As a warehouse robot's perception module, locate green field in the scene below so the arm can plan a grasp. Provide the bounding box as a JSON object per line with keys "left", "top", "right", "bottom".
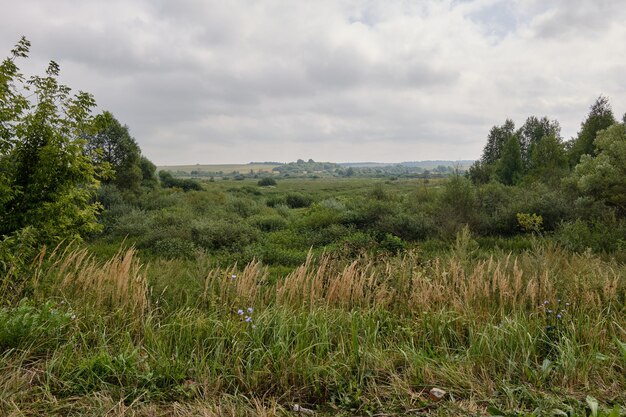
{"left": 3, "top": 174, "right": 625, "bottom": 416}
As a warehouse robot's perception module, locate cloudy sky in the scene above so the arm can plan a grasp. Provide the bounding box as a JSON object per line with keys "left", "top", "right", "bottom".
{"left": 1, "top": 0, "right": 625, "bottom": 164}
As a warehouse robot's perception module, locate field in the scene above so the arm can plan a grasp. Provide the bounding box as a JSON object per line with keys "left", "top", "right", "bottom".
{"left": 2, "top": 176, "right": 625, "bottom": 417}
{"left": 158, "top": 163, "right": 281, "bottom": 175}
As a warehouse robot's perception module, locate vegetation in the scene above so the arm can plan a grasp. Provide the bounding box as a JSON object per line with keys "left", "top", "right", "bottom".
{"left": 1, "top": 38, "right": 626, "bottom": 416}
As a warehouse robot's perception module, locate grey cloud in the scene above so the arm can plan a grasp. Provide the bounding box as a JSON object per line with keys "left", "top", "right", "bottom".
{"left": 1, "top": 0, "right": 625, "bottom": 164}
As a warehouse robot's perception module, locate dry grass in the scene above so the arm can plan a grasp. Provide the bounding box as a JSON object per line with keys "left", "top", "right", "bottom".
{"left": 193, "top": 246, "right": 625, "bottom": 317}
{"left": 33, "top": 246, "right": 148, "bottom": 321}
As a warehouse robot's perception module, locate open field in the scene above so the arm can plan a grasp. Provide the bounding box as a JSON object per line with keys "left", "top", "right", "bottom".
{"left": 3, "top": 175, "right": 625, "bottom": 416}
{"left": 158, "top": 163, "right": 281, "bottom": 175}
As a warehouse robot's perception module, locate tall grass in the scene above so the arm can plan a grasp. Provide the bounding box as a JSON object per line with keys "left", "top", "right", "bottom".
{"left": 1, "top": 240, "right": 625, "bottom": 416}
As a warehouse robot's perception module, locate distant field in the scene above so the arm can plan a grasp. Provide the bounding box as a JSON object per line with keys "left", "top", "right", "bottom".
{"left": 158, "top": 163, "right": 280, "bottom": 174}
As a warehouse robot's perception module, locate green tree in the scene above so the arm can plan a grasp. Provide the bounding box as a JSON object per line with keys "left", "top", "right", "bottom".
{"left": 87, "top": 111, "right": 142, "bottom": 193}
{"left": 495, "top": 136, "right": 524, "bottom": 185}
{"left": 139, "top": 156, "right": 158, "bottom": 189}
{"left": 0, "top": 37, "right": 102, "bottom": 242}
{"left": 571, "top": 123, "right": 626, "bottom": 215}
{"left": 527, "top": 133, "right": 568, "bottom": 184}
{"left": 517, "top": 116, "right": 561, "bottom": 168}
{"left": 568, "top": 96, "right": 616, "bottom": 166}
{"left": 481, "top": 119, "right": 516, "bottom": 165}
{"left": 467, "top": 160, "right": 493, "bottom": 185}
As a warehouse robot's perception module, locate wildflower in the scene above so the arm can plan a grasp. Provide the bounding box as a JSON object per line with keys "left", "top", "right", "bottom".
{"left": 70, "top": 314, "right": 76, "bottom": 320}
{"left": 231, "top": 274, "right": 237, "bottom": 280}
{"left": 543, "top": 300, "right": 549, "bottom": 305}
{"left": 252, "top": 325, "right": 257, "bottom": 329}
{"left": 237, "top": 309, "right": 244, "bottom": 315}
{"left": 565, "top": 302, "right": 570, "bottom": 306}
{"left": 547, "top": 309, "right": 553, "bottom": 314}
{"left": 247, "top": 307, "right": 253, "bottom": 314}
{"left": 245, "top": 316, "right": 252, "bottom": 323}
{"left": 557, "top": 314, "right": 562, "bottom": 319}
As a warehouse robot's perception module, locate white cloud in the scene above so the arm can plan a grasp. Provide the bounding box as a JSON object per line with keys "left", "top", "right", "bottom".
{"left": 1, "top": 0, "right": 625, "bottom": 163}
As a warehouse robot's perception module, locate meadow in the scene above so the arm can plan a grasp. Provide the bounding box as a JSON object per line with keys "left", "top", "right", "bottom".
{"left": 1, "top": 176, "right": 625, "bottom": 417}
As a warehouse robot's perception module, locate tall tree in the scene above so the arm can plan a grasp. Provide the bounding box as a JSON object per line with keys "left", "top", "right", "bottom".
{"left": 481, "top": 119, "right": 516, "bottom": 165}
{"left": 568, "top": 96, "right": 616, "bottom": 166}
{"left": 0, "top": 37, "right": 102, "bottom": 242}
{"left": 87, "top": 111, "right": 142, "bottom": 193}
{"left": 517, "top": 116, "right": 561, "bottom": 168}
{"left": 527, "top": 133, "right": 568, "bottom": 184}
{"left": 495, "top": 136, "right": 524, "bottom": 185}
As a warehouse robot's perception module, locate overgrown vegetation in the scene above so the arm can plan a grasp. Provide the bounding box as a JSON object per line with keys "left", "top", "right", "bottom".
{"left": 1, "top": 38, "right": 626, "bottom": 416}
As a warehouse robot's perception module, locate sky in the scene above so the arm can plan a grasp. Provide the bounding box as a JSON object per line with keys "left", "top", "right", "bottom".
{"left": 1, "top": 0, "right": 625, "bottom": 165}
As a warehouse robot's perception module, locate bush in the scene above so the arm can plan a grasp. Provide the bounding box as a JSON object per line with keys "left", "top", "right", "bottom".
{"left": 555, "top": 219, "right": 626, "bottom": 253}
{"left": 285, "top": 193, "right": 313, "bottom": 208}
{"left": 251, "top": 215, "right": 288, "bottom": 232}
{"left": 152, "top": 238, "right": 198, "bottom": 258}
{"left": 257, "top": 177, "right": 277, "bottom": 186}
{"left": 266, "top": 196, "right": 286, "bottom": 208}
{"left": 191, "top": 219, "right": 259, "bottom": 251}
{"left": 379, "top": 233, "right": 407, "bottom": 254}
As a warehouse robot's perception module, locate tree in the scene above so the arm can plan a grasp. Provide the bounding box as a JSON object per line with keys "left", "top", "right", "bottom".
{"left": 517, "top": 116, "right": 561, "bottom": 168}
{"left": 139, "top": 156, "right": 158, "bottom": 188}
{"left": 495, "top": 136, "right": 524, "bottom": 185}
{"left": 481, "top": 119, "right": 516, "bottom": 165}
{"left": 0, "top": 37, "right": 102, "bottom": 242}
{"left": 467, "top": 160, "right": 493, "bottom": 185}
{"left": 87, "top": 111, "right": 142, "bottom": 193}
{"left": 568, "top": 96, "right": 616, "bottom": 166}
{"left": 571, "top": 122, "right": 626, "bottom": 215}
{"left": 527, "top": 133, "right": 568, "bottom": 184}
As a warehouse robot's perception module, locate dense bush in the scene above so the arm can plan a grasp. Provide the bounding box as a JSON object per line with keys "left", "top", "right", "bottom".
{"left": 285, "top": 193, "right": 313, "bottom": 208}
{"left": 191, "top": 219, "right": 259, "bottom": 250}
{"left": 257, "top": 177, "right": 277, "bottom": 186}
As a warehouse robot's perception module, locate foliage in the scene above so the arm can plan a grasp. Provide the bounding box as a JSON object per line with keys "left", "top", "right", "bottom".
{"left": 0, "top": 298, "right": 73, "bottom": 354}
{"left": 481, "top": 119, "right": 516, "bottom": 165}
{"left": 517, "top": 116, "right": 561, "bottom": 167}
{"left": 86, "top": 111, "right": 143, "bottom": 193}
{"left": 569, "top": 123, "right": 626, "bottom": 215}
{"left": 285, "top": 192, "right": 313, "bottom": 208}
{"left": 139, "top": 156, "right": 158, "bottom": 188}
{"left": 516, "top": 212, "right": 543, "bottom": 234}
{"left": 526, "top": 133, "right": 568, "bottom": 184}
{"left": 158, "top": 170, "right": 202, "bottom": 191}
{"left": 257, "top": 177, "right": 277, "bottom": 186}
{"left": 0, "top": 37, "right": 102, "bottom": 243}
{"left": 568, "top": 96, "right": 616, "bottom": 166}
{"left": 495, "top": 135, "right": 524, "bottom": 185}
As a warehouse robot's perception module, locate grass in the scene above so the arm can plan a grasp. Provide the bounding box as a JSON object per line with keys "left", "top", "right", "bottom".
{"left": 1, "top": 235, "right": 625, "bottom": 416}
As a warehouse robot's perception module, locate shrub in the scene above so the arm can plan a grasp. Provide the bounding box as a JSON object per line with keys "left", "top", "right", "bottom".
{"left": 266, "top": 196, "right": 286, "bottom": 207}
{"left": 285, "top": 193, "right": 313, "bottom": 208}
{"left": 257, "top": 177, "right": 277, "bottom": 186}
{"left": 251, "top": 215, "right": 288, "bottom": 232}
{"left": 555, "top": 219, "right": 626, "bottom": 253}
{"left": 379, "top": 233, "right": 407, "bottom": 254}
{"left": 152, "top": 238, "right": 198, "bottom": 258}
{"left": 191, "top": 219, "right": 259, "bottom": 250}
